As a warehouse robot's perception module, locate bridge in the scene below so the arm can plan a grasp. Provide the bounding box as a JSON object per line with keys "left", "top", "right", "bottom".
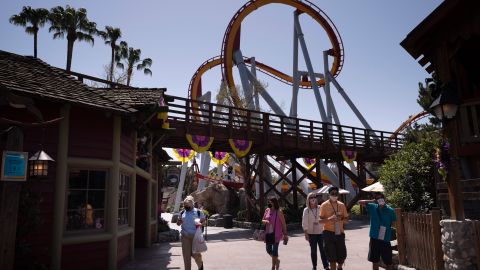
{"left": 156, "top": 95, "right": 404, "bottom": 162}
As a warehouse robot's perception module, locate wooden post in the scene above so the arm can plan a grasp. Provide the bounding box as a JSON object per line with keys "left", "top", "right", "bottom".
{"left": 395, "top": 208, "right": 407, "bottom": 265}
{"left": 430, "top": 210, "right": 443, "bottom": 270}
{"left": 291, "top": 159, "right": 298, "bottom": 208}
{"left": 445, "top": 118, "right": 465, "bottom": 220}
{"left": 0, "top": 126, "right": 23, "bottom": 270}
{"left": 258, "top": 154, "right": 265, "bottom": 214}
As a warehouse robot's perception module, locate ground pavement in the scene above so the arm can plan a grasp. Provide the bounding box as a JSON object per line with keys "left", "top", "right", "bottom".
{"left": 121, "top": 213, "right": 372, "bottom": 270}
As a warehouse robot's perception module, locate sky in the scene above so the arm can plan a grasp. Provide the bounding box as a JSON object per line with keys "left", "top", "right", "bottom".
{"left": 0, "top": 0, "right": 443, "bottom": 133}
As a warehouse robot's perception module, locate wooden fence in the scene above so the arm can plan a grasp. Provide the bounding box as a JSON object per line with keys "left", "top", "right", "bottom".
{"left": 395, "top": 209, "right": 444, "bottom": 270}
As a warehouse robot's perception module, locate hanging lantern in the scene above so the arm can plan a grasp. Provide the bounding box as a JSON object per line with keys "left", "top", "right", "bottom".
{"left": 29, "top": 150, "right": 54, "bottom": 177}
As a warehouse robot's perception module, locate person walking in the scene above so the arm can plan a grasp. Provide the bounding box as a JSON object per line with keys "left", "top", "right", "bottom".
{"left": 176, "top": 196, "right": 206, "bottom": 270}
{"left": 302, "top": 192, "right": 330, "bottom": 270}
{"left": 359, "top": 192, "right": 397, "bottom": 270}
{"left": 262, "top": 197, "right": 288, "bottom": 270}
{"left": 320, "top": 186, "right": 348, "bottom": 270}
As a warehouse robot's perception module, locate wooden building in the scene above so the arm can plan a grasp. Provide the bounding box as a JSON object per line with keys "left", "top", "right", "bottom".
{"left": 0, "top": 50, "right": 169, "bottom": 269}
{"left": 401, "top": 0, "right": 480, "bottom": 219}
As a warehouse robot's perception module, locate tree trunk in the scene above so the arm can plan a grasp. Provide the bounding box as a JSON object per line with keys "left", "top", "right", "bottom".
{"left": 127, "top": 67, "right": 132, "bottom": 86}
{"left": 66, "top": 39, "right": 74, "bottom": 71}
{"left": 33, "top": 32, "right": 38, "bottom": 58}
{"left": 109, "top": 45, "right": 115, "bottom": 82}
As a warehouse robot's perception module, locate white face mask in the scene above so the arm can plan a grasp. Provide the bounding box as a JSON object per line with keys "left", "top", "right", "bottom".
{"left": 329, "top": 195, "right": 338, "bottom": 202}
{"left": 377, "top": 198, "right": 385, "bottom": 206}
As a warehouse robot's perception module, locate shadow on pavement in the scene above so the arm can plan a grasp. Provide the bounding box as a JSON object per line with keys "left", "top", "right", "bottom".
{"left": 121, "top": 242, "right": 180, "bottom": 270}
{"left": 345, "top": 219, "right": 370, "bottom": 230}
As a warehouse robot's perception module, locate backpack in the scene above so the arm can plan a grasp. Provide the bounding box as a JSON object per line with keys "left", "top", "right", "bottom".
{"left": 181, "top": 209, "right": 205, "bottom": 232}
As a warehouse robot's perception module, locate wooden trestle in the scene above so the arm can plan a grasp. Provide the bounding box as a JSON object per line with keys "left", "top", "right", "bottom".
{"left": 149, "top": 96, "right": 405, "bottom": 214}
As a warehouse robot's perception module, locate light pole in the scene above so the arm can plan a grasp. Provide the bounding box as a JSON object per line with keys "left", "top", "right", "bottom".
{"left": 429, "top": 82, "right": 465, "bottom": 220}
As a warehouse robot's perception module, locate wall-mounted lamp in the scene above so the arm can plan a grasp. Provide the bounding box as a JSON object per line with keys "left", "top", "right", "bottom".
{"left": 29, "top": 150, "right": 54, "bottom": 177}
{"left": 429, "top": 82, "right": 460, "bottom": 120}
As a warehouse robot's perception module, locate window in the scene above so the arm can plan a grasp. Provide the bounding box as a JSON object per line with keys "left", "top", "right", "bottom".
{"left": 66, "top": 169, "right": 106, "bottom": 231}
{"left": 119, "top": 173, "right": 131, "bottom": 226}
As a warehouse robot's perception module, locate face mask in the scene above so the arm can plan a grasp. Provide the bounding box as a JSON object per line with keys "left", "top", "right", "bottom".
{"left": 184, "top": 206, "right": 192, "bottom": 211}
{"left": 267, "top": 203, "right": 273, "bottom": 208}
{"left": 377, "top": 198, "right": 385, "bottom": 206}
{"left": 329, "top": 195, "right": 338, "bottom": 202}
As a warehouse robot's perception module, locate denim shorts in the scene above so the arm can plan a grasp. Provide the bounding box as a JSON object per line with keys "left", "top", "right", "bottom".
{"left": 266, "top": 242, "right": 279, "bottom": 257}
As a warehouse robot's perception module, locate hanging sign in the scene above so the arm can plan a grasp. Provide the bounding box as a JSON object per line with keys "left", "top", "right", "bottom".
{"left": 1, "top": 151, "right": 28, "bottom": 181}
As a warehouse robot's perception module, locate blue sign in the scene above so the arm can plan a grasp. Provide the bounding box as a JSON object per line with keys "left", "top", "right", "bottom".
{"left": 1, "top": 151, "right": 28, "bottom": 181}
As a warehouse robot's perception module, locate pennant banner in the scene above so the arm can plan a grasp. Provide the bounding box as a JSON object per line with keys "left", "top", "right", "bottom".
{"left": 210, "top": 151, "right": 229, "bottom": 165}
{"left": 341, "top": 149, "right": 357, "bottom": 163}
{"left": 172, "top": 148, "right": 195, "bottom": 163}
{"left": 186, "top": 134, "right": 214, "bottom": 153}
{"left": 228, "top": 139, "right": 253, "bottom": 158}
{"left": 303, "top": 158, "right": 316, "bottom": 169}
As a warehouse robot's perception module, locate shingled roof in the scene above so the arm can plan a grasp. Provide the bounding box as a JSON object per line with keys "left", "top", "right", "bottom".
{"left": 96, "top": 88, "right": 166, "bottom": 107}
{"left": 0, "top": 50, "right": 136, "bottom": 113}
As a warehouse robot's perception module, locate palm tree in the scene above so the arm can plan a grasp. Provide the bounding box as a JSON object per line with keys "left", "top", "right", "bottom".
{"left": 48, "top": 5, "right": 97, "bottom": 71}
{"left": 116, "top": 41, "right": 152, "bottom": 86}
{"left": 9, "top": 6, "right": 49, "bottom": 58}
{"left": 98, "top": 26, "right": 122, "bottom": 81}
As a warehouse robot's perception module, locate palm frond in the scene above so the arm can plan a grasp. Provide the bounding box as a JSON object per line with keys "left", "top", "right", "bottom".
{"left": 143, "top": 68, "right": 152, "bottom": 76}
{"left": 76, "top": 32, "right": 94, "bottom": 45}
{"left": 116, "top": 62, "right": 125, "bottom": 70}
{"left": 53, "top": 32, "right": 65, "bottom": 39}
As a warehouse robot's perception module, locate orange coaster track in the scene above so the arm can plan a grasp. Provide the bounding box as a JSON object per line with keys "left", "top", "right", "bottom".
{"left": 188, "top": 0, "right": 344, "bottom": 107}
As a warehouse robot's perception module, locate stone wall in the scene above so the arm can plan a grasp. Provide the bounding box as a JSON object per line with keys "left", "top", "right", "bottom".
{"left": 440, "top": 219, "right": 479, "bottom": 270}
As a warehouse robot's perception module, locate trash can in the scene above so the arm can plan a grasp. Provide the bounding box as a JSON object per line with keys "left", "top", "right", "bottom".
{"left": 223, "top": 214, "right": 233, "bottom": 229}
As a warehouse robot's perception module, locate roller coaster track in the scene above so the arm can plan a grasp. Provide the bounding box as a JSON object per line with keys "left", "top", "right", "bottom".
{"left": 390, "top": 111, "right": 430, "bottom": 139}
{"left": 188, "top": 0, "right": 344, "bottom": 107}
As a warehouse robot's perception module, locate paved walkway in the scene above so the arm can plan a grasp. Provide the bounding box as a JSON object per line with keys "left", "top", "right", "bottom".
{"left": 121, "top": 214, "right": 372, "bottom": 270}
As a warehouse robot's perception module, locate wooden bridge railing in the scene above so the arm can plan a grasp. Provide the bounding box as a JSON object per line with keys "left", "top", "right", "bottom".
{"left": 167, "top": 96, "right": 405, "bottom": 150}
{"left": 395, "top": 208, "right": 444, "bottom": 270}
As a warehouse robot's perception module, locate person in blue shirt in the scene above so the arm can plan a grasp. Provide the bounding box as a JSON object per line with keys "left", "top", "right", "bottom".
{"left": 359, "top": 192, "right": 397, "bottom": 270}
{"left": 176, "top": 196, "right": 206, "bottom": 270}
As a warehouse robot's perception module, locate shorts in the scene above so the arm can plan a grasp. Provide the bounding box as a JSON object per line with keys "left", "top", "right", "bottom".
{"left": 368, "top": 238, "right": 392, "bottom": 265}
{"left": 266, "top": 242, "right": 279, "bottom": 257}
{"left": 323, "top": 231, "right": 347, "bottom": 263}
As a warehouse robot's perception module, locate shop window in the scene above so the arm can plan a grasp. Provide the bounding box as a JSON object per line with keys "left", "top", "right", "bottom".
{"left": 66, "top": 169, "right": 106, "bottom": 231}
{"left": 119, "top": 173, "right": 131, "bottom": 226}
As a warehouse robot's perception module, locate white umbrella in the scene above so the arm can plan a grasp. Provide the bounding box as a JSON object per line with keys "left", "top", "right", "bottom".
{"left": 361, "top": 182, "right": 384, "bottom": 192}
{"left": 313, "top": 184, "right": 350, "bottom": 195}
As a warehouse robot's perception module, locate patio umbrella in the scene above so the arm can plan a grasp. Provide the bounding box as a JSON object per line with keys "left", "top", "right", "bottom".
{"left": 361, "top": 182, "right": 384, "bottom": 192}
{"left": 313, "top": 184, "right": 350, "bottom": 195}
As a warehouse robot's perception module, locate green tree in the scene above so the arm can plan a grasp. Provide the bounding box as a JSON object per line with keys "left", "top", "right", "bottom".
{"left": 9, "top": 6, "right": 49, "bottom": 58}
{"left": 98, "top": 26, "right": 122, "bottom": 81}
{"left": 379, "top": 125, "right": 441, "bottom": 212}
{"left": 116, "top": 41, "right": 152, "bottom": 86}
{"left": 48, "top": 6, "right": 97, "bottom": 71}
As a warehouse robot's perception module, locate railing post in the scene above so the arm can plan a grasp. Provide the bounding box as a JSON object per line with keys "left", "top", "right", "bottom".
{"left": 247, "top": 110, "right": 251, "bottom": 140}
{"left": 395, "top": 208, "right": 407, "bottom": 265}
{"left": 296, "top": 118, "right": 300, "bottom": 147}
{"left": 208, "top": 103, "right": 213, "bottom": 137}
{"left": 263, "top": 113, "right": 269, "bottom": 145}
{"left": 430, "top": 210, "right": 443, "bottom": 270}
{"left": 228, "top": 107, "right": 233, "bottom": 138}
{"left": 352, "top": 127, "right": 356, "bottom": 148}
{"left": 309, "top": 121, "right": 314, "bottom": 147}
{"left": 185, "top": 99, "right": 190, "bottom": 134}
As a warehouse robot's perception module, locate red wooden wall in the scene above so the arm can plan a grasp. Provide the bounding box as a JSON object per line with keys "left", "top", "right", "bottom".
{"left": 117, "top": 233, "right": 131, "bottom": 268}
{"left": 120, "top": 123, "right": 135, "bottom": 167}
{"left": 68, "top": 107, "right": 113, "bottom": 159}
{"left": 61, "top": 240, "right": 109, "bottom": 270}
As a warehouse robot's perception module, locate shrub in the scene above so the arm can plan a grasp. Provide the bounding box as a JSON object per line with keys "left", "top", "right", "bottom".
{"left": 379, "top": 125, "right": 440, "bottom": 212}
{"left": 350, "top": 204, "right": 361, "bottom": 216}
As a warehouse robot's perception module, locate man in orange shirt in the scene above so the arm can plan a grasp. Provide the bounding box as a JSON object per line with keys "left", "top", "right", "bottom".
{"left": 320, "top": 186, "right": 348, "bottom": 270}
